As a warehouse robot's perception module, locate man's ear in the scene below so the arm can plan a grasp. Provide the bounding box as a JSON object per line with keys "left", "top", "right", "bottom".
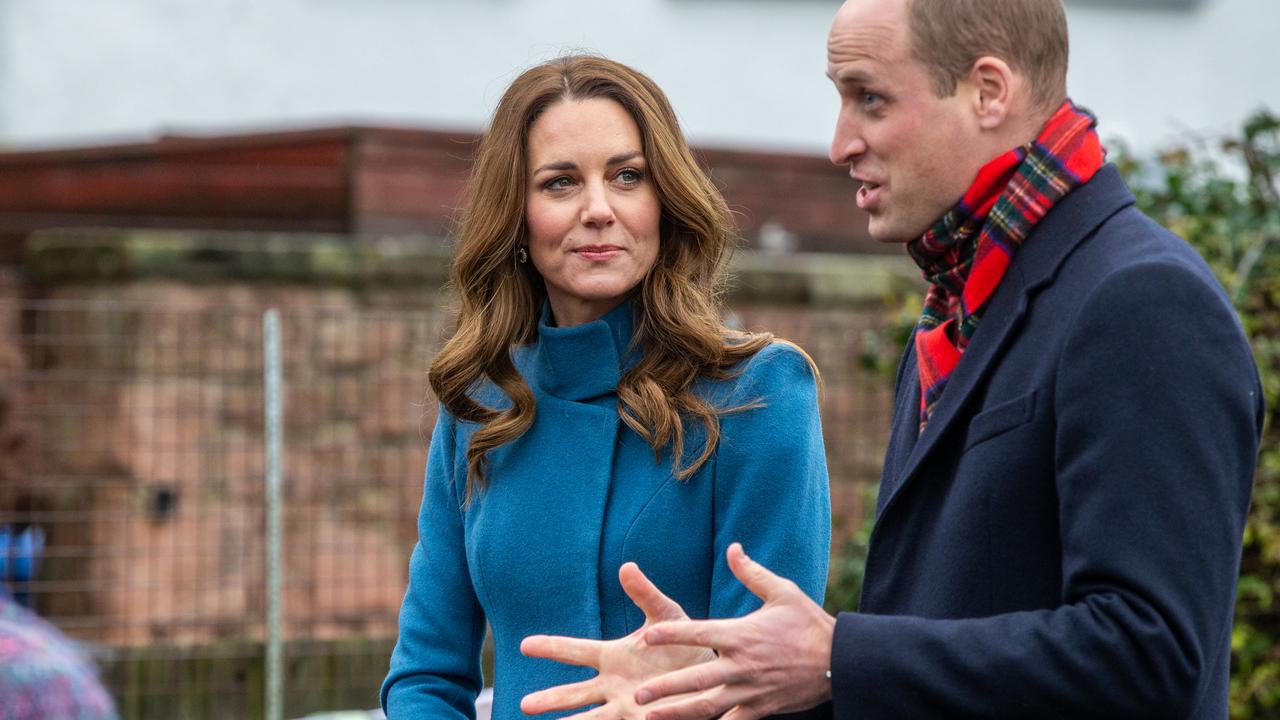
{"left": 968, "top": 56, "right": 1015, "bottom": 131}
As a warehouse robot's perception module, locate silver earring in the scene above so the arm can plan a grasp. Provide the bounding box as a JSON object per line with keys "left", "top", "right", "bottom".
{"left": 516, "top": 246, "right": 529, "bottom": 264}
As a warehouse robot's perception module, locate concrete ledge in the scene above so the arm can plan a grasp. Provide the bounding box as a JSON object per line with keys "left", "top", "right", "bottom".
{"left": 25, "top": 229, "right": 454, "bottom": 287}
{"left": 25, "top": 228, "right": 922, "bottom": 306}
{"left": 729, "top": 251, "right": 921, "bottom": 306}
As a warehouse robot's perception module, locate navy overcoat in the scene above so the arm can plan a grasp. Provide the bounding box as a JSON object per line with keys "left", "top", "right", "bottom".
{"left": 829, "top": 165, "right": 1264, "bottom": 718}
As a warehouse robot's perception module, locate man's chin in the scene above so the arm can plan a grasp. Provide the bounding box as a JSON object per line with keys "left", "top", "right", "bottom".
{"left": 866, "top": 220, "right": 916, "bottom": 245}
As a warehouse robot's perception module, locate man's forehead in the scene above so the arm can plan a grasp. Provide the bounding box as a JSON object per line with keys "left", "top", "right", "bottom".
{"left": 827, "top": 25, "right": 901, "bottom": 75}
{"left": 827, "top": 0, "right": 907, "bottom": 71}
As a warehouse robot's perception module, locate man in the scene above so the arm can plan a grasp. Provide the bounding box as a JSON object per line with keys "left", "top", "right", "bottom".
{"left": 526, "top": 0, "right": 1263, "bottom": 717}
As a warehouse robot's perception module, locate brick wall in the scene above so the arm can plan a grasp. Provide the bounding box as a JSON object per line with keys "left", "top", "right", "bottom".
{"left": 4, "top": 229, "right": 919, "bottom": 648}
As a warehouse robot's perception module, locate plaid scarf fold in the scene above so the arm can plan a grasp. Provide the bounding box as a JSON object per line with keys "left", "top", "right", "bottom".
{"left": 908, "top": 100, "right": 1105, "bottom": 431}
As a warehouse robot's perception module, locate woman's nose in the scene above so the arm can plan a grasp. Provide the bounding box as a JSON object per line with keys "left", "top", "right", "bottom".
{"left": 580, "top": 183, "right": 615, "bottom": 227}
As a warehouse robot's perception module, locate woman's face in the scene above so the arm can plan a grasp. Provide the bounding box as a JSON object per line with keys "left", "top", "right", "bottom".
{"left": 525, "top": 97, "right": 661, "bottom": 327}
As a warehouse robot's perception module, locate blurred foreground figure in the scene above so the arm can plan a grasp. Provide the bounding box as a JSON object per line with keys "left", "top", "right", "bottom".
{"left": 0, "top": 595, "right": 117, "bottom": 720}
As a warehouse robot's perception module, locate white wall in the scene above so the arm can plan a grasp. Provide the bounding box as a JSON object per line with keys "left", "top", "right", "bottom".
{"left": 0, "top": 0, "right": 1275, "bottom": 155}
{"left": 1066, "top": 0, "right": 1280, "bottom": 151}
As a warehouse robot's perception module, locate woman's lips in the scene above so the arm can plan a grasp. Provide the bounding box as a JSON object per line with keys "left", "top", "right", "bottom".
{"left": 574, "top": 245, "right": 623, "bottom": 261}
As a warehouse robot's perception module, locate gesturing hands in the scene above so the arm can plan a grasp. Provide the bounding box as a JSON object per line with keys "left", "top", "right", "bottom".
{"left": 633, "top": 543, "right": 836, "bottom": 720}
{"left": 519, "top": 562, "right": 716, "bottom": 718}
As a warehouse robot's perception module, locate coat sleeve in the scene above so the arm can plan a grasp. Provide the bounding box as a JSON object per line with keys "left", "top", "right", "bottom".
{"left": 381, "top": 409, "right": 487, "bottom": 719}
{"left": 710, "top": 342, "right": 832, "bottom": 616}
{"left": 830, "top": 261, "right": 1263, "bottom": 718}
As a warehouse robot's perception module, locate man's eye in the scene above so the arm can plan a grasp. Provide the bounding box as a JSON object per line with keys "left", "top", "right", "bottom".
{"left": 862, "top": 91, "right": 882, "bottom": 107}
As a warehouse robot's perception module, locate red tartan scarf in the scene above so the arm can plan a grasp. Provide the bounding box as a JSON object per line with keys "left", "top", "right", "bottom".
{"left": 908, "top": 100, "right": 1105, "bottom": 431}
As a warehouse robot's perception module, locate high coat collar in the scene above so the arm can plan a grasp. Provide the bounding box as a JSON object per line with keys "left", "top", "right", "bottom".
{"left": 531, "top": 298, "right": 639, "bottom": 402}
{"left": 876, "top": 164, "right": 1136, "bottom": 518}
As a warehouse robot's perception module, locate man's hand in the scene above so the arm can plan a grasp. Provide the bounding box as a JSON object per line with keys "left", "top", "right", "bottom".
{"left": 519, "top": 562, "right": 716, "bottom": 718}
{"left": 634, "top": 543, "right": 835, "bottom": 720}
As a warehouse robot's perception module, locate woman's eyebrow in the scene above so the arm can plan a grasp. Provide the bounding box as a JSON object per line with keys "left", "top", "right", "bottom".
{"left": 533, "top": 160, "right": 576, "bottom": 174}
{"left": 533, "top": 151, "right": 642, "bottom": 175}
{"left": 607, "top": 151, "right": 641, "bottom": 165}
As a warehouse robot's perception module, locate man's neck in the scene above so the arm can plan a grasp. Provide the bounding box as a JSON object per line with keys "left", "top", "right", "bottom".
{"left": 1011, "top": 101, "right": 1063, "bottom": 148}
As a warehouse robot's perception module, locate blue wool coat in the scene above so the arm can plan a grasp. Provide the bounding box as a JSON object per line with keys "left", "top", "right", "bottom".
{"left": 381, "top": 301, "right": 831, "bottom": 720}
{"left": 829, "top": 165, "right": 1263, "bottom": 718}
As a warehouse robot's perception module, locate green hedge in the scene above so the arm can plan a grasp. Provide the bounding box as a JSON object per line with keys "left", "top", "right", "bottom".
{"left": 1118, "top": 111, "right": 1280, "bottom": 718}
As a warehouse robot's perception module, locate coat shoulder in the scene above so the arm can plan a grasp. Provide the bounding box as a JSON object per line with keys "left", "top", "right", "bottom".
{"left": 709, "top": 339, "right": 820, "bottom": 406}
{"left": 1060, "top": 204, "right": 1223, "bottom": 297}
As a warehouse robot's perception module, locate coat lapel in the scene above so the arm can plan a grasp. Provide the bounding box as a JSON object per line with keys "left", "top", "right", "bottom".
{"left": 876, "top": 339, "right": 922, "bottom": 517}
{"left": 875, "top": 165, "right": 1137, "bottom": 521}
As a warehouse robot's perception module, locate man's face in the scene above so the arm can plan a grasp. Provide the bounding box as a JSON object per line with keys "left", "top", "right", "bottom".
{"left": 827, "top": 0, "right": 984, "bottom": 243}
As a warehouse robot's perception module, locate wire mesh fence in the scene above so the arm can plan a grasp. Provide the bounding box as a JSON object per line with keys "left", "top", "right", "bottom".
{"left": 0, "top": 296, "right": 893, "bottom": 719}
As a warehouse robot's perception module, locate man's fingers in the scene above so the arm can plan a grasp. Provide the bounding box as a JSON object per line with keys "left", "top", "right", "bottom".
{"left": 725, "top": 542, "right": 795, "bottom": 603}
{"left": 620, "top": 562, "right": 687, "bottom": 623}
{"left": 519, "top": 678, "right": 600, "bottom": 715}
{"left": 520, "top": 634, "right": 602, "bottom": 668}
{"left": 643, "top": 617, "right": 742, "bottom": 653}
{"left": 642, "top": 684, "right": 754, "bottom": 720}
{"left": 634, "top": 656, "right": 741, "bottom": 706}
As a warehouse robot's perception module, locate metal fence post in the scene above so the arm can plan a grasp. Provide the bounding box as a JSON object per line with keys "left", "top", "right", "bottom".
{"left": 263, "top": 309, "right": 284, "bottom": 720}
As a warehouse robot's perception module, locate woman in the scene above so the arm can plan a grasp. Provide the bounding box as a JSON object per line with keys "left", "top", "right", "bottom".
{"left": 381, "top": 55, "right": 830, "bottom": 720}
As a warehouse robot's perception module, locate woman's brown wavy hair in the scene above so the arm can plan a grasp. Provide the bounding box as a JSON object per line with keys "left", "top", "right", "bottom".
{"left": 429, "top": 54, "right": 812, "bottom": 502}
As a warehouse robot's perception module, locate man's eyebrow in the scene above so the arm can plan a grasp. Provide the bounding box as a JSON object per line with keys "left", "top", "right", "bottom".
{"left": 829, "top": 69, "right": 871, "bottom": 85}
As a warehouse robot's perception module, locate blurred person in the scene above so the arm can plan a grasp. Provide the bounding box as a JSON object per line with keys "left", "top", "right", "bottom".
{"left": 379, "top": 55, "right": 831, "bottom": 720}
{"left": 0, "top": 593, "right": 118, "bottom": 720}
{"left": 532, "top": 0, "right": 1263, "bottom": 717}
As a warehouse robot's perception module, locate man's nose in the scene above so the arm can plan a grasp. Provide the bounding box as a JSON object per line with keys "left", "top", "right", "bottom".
{"left": 829, "top": 111, "right": 867, "bottom": 166}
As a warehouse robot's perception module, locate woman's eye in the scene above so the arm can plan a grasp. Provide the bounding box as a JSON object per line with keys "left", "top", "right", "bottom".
{"left": 616, "top": 168, "right": 643, "bottom": 185}
{"left": 544, "top": 176, "right": 573, "bottom": 190}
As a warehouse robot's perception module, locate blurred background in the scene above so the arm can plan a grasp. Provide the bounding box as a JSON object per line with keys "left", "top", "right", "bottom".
{"left": 0, "top": 0, "right": 1276, "bottom": 718}
{"left": 0, "top": 0, "right": 1277, "bottom": 154}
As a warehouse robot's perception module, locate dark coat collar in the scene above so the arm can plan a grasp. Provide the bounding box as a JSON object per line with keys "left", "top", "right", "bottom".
{"left": 877, "top": 164, "right": 1137, "bottom": 514}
